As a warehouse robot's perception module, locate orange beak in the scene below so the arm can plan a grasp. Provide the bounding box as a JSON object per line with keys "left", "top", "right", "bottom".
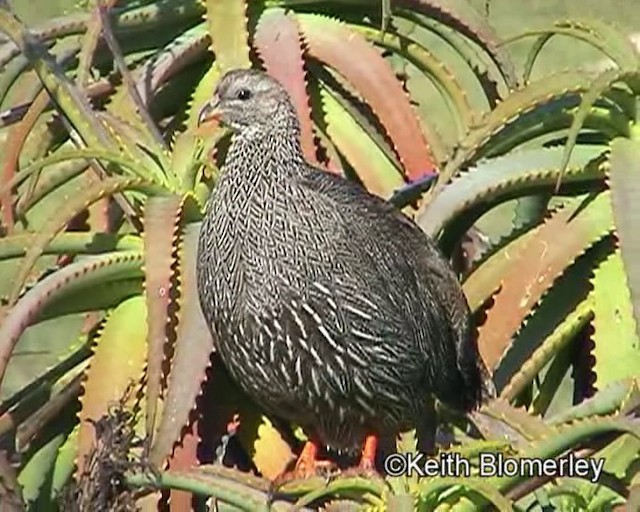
{"left": 197, "top": 95, "right": 221, "bottom": 126}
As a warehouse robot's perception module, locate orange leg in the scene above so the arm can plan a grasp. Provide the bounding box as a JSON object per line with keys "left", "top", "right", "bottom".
{"left": 273, "top": 440, "right": 336, "bottom": 487}
{"left": 293, "top": 441, "right": 319, "bottom": 475}
{"left": 358, "top": 434, "right": 378, "bottom": 470}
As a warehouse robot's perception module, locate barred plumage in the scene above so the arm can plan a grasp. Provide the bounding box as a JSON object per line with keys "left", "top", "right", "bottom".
{"left": 196, "top": 69, "right": 493, "bottom": 458}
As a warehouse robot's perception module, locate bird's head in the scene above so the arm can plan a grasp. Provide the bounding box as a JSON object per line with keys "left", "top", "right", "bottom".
{"left": 197, "top": 69, "right": 298, "bottom": 136}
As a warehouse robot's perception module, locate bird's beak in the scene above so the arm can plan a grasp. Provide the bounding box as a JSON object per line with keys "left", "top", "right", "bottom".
{"left": 197, "top": 95, "right": 221, "bottom": 126}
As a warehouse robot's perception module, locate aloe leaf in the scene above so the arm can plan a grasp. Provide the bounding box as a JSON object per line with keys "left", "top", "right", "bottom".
{"left": 1, "top": 148, "right": 155, "bottom": 200}
{"left": 297, "top": 13, "right": 435, "bottom": 180}
{"left": 549, "top": 379, "right": 639, "bottom": 424}
{"left": 143, "top": 195, "right": 183, "bottom": 445}
{"left": 318, "top": 83, "right": 404, "bottom": 198}
{"left": 427, "top": 71, "right": 598, "bottom": 194}
{"left": 0, "top": 232, "right": 139, "bottom": 261}
{"left": 512, "top": 18, "right": 640, "bottom": 81}
{"left": 0, "top": 88, "right": 50, "bottom": 232}
{"left": 166, "top": 422, "right": 201, "bottom": 508}
{"left": 463, "top": 223, "right": 539, "bottom": 313}
{"left": 477, "top": 192, "right": 613, "bottom": 370}
{"left": 76, "top": 295, "right": 147, "bottom": 476}
{"left": 500, "top": 297, "right": 594, "bottom": 402}
{"left": 15, "top": 162, "right": 88, "bottom": 217}
{"left": 402, "top": 0, "right": 518, "bottom": 90}
{"left": 16, "top": 369, "right": 84, "bottom": 453}
{"left": 132, "top": 25, "right": 209, "bottom": 108}
{"left": 494, "top": 416, "right": 640, "bottom": 492}
{"left": 609, "top": 137, "right": 640, "bottom": 340}
{"left": 97, "top": 3, "right": 168, "bottom": 154}
{"left": 493, "top": 240, "right": 602, "bottom": 394}
{"left": 51, "top": 424, "right": 78, "bottom": 499}
{"left": 125, "top": 464, "right": 291, "bottom": 511}
{"left": 0, "top": 251, "right": 143, "bottom": 390}
{"left": 420, "top": 477, "right": 513, "bottom": 511}
{"left": 204, "top": 0, "right": 251, "bottom": 72}
{"left": 417, "top": 145, "right": 606, "bottom": 241}
{"left": 7, "top": 176, "right": 160, "bottom": 307}
{"left": 150, "top": 222, "right": 213, "bottom": 466}
{"left": 39, "top": 279, "right": 143, "bottom": 320}
{"left": 351, "top": 23, "right": 473, "bottom": 141}
{"left": 76, "top": 2, "right": 109, "bottom": 87}
{"left": 555, "top": 68, "right": 633, "bottom": 191}
{"left": 0, "top": 9, "right": 118, "bottom": 151}
{"left": 254, "top": 8, "right": 318, "bottom": 164}
{"left": 591, "top": 250, "right": 640, "bottom": 386}
{"left": 17, "top": 432, "right": 65, "bottom": 504}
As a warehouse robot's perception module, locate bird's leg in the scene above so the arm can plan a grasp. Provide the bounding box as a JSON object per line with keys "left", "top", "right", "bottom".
{"left": 273, "top": 440, "right": 337, "bottom": 487}
{"left": 293, "top": 440, "right": 319, "bottom": 475}
{"left": 358, "top": 434, "right": 378, "bottom": 470}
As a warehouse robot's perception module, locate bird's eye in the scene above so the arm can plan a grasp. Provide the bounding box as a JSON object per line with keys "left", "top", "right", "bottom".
{"left": 236, "top": 88, "right": 252, "bottom": 100}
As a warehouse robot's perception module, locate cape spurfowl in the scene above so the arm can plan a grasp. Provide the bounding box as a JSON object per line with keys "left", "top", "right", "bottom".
{"left": 196, "top": 68, "right": 493, "bottom": 476}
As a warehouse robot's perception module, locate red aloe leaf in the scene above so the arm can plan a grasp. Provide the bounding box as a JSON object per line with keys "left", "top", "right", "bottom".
{"left": 297, "top": 14, "right": 436, "bottom": 180}
{"left": 143, "top": 194, "right": 183, "bottom": 443}
{"left": 477, "top": 193, "right": 613, "bottom": 370}
{"left": 1, "top": 88, "right": 50, "bottom": 233}
{"left": 167, "top": 420, "right": 200, "bottom": 510}
{"left": 254, "top": 8, "right": 319, "bottom": 165}
{"left": 149, "top": 221, "right": 214, "bottom": 466}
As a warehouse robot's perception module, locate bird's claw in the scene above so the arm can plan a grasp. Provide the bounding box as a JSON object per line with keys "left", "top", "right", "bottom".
{"left": 272, "top": 459, "right": 338, "bottom": 489}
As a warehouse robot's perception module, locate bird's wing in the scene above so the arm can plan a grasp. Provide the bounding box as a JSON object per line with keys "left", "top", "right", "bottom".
{"left": 296, "top": 167, "right": 485, "bottom": 410}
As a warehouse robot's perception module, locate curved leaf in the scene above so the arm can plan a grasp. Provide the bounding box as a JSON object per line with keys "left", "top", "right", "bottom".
{"left": 143, "top": 194, "right": 183, "bottom": 444}
{"left": 477, "top": 192, "right": 614, "bottom": 370}
{"left": 254, "top": 8, "right": 318, "bottom": 165}
{"left": 150, "top": 222, "right": 213, "bottom": 466}
{"left": 8, "top": 176, "right": 160, "bottom": 306}
{"left": 418, "top": 145, "right": 606, "bottom": 240}
{"left": 76, "top": 295, "right": 147, "bottom": 475}
{"left": 0, "top": 251, "right": 143, "bottom": 390}
{"left": 297, "top": 13, "right": 435, "bottom": 179}
{"left": 591, "top": 250, "right": 640, "bottom": 386}
{"left": 204, "top": 0, "right": 251, "bottom": 72}
{"left": 609, "top": 137, "right": 640, "bottom": 340}
{"left": 318, "top": 83, "right": 404, "bottom": 199}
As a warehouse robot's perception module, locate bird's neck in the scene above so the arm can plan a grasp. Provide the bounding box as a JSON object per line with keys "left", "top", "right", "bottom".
{"left": 223, "top": 122, "right": 306, "bottom": 183}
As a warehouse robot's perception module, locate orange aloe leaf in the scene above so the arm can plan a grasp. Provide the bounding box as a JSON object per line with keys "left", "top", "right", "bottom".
{"left": 254, "top": 8, "right": 318, "bottom": 165}
{"left": 297, "top": 14, "right": 436, "bottom": 180}
{"left": 150, "top": 221, "right": 214, "bottom": 467}
{"left": 477, "top": 192, "right": 614, "bottom": 370}
{"left": 143, "top": 194, "right": 183, "bottom": 444}
{"left": 76, "top": 295, "right": 147, "bottom": 476}
{"left": 204, "top": 0, "right": 251, "bottom": 73}
{"left": 167, "top": 421, "right": 200, "bottom": 510}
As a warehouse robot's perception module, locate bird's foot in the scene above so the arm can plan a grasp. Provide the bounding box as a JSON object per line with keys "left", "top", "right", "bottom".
{"left": 272, "top": 441, "right": 338, "bottom": 488}
{"left": 340, "top": 434, "right": 382, "bottom": 478}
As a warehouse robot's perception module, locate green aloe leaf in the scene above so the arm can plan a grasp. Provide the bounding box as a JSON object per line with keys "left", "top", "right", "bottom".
{"left": 204, "top": 0, "right": 251, "bottom": 72}
{"left": 609, "top": 137, "right": 640, "bottom": 340}
{"left": 76, "top": 295, "right": 147, "bottom": 476}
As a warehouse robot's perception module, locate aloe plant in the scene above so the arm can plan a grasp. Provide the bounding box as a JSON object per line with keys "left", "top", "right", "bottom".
{"left": 0, "top": 0, "right": 639, "bottom": 510}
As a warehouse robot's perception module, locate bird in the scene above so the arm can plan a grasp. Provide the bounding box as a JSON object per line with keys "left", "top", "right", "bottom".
{"left": 196, "top": 68, "right": 494, "bottom": 478}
